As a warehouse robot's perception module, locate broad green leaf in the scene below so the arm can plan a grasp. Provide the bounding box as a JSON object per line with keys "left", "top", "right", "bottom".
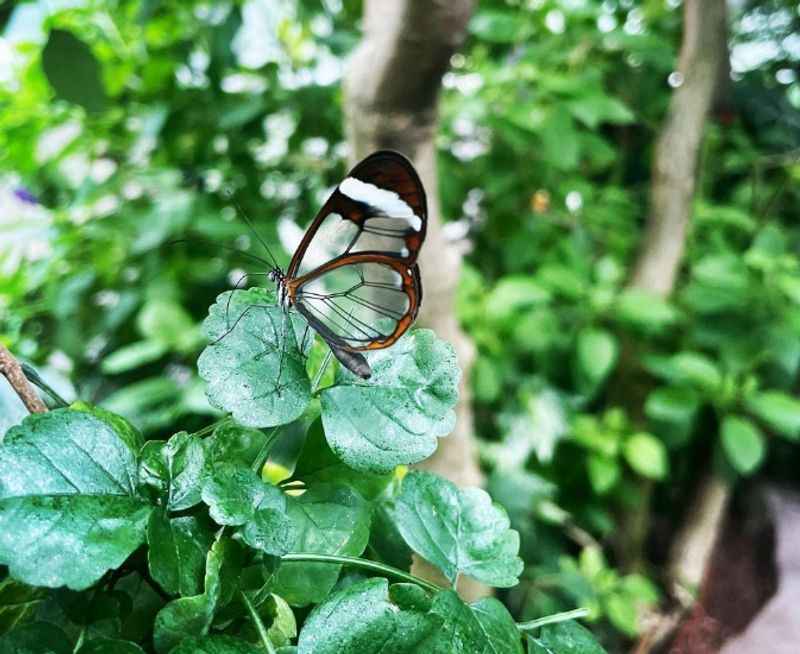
{"left": 721, "top": 415, "right": 765, "bottom": 475}
{"left": 169, "top": 636, "right": 262, "bottom": 654}
{"left": 153, "top": 537, "right": 244, "bottom": 654}
{"left": 469, "top": 10, "right": 527, "bottom": 43}
{"left": 667, "top": 353, "right": 722, "bottom": 393}
{"left": 291, "top": 420, "right": 392, "bottom": 500}
{"left": 262, "top": 595, "right": 297, "bottom": 648}
{"left": 644, "top": 387, "right": 699, "bottom": 426}
{"left": 102, "top": 340, "right": 167, "bottom": 374}
{"left": 201, "top": 463, "right": 294, "bottom": 556}
{"left": 41, "top": 30, "right": 107, "bottom": 112}
{"left": 485, "top": 277, "right": 551, "bottom": 322}
{"left": 746, "top": 391, "right": 800, "bottom": 440}
{"left": 575, "top": 329, "right": 618, "bottom": 391}
{"left": 394, "top": 471, "right": 522, "bottom": 588}
{"left": 320, "top": 330, "right": 459, "bottom": 474}
{"left": 297, "top": 579, "right": 438, "bottom": 654}
{"left": 272, "top": 485, "right": 370, "bottom": 606}
{"left": 76, "top": 639, "right": 146, "bottom": 654}
{"left": 205, "top": 422, "right": 269, "bottom": 468}
{"left": 528, "top": 620, "right": 606, "bottom": 654}
{"left": 0, "top": 409, "right": 151, "bottom": 590}
{"left": 137, "top": 299, "right": 201, "bottom": 353}
{"left": 623, "top": 433, "right": 668, "bottom": 480}
{"left": 198, "top": 289, "right": 311, "bottom": 428}
{"left": 540, "top": 110, "right": 580, "bottom": 170}
{"left": 368, "top": 502, "right": 414, "bottom": 570}
{"left": 0, "top": 622, "right": 71, "bottom": 654}
{"left": 0, "top": 579, "right": 46, "bottom": 635}
{"left": 425, "top": 591, "right": 524, "bottom": 654}
{"left": 147, "top": 511, "right": 215, "bottom": 597}
{"left": 615, "top": 290, "right": 678, "bottom": 332}
{"left": 139, "top": 431, "right": 207, "bottom": 510}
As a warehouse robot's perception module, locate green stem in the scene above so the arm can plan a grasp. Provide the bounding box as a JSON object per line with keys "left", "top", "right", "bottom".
{"left": 516, "top": 607, "right": 589, "bottom": 632}
{"left": 311, "top": 349, "right": 334, "bottom": 394}
{"left": 192, "top": 416, "right": 233, "bottom": 438}
{"left": 72, "top": 626, "right": 86, "bottom": 653}
{"left": 280, "top": 553, "right": 443, "bottom": 594}
{"left": 240, "top": 590, "right": 277, "bottom": 654}
{"left": 21, "top": 363, "right": 69, "bottom": 408}
{"left": 251, "top": 426, "right": 281, "bottom": 473}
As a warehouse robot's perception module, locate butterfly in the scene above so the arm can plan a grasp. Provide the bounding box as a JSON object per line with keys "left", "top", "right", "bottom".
{"left": 264, "top": 150, "right": 427, "bottom": 380}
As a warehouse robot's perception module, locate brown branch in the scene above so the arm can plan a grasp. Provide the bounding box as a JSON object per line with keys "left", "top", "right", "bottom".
{"left": 0, "top": 344, "right": 47, "bottom": 414}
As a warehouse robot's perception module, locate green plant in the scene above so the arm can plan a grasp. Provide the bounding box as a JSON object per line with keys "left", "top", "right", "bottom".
{"left": 0, "top": 288, "right": 606, "bottom": 653}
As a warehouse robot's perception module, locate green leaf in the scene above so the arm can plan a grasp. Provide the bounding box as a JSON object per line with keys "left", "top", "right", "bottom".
{"left": 137, "top": 299, "right": 201, "bottom": 353}
{"left": 272, "top": 485, "right": 370, "bottom": 606}
{"left": 204, "top": 421, "right": 269, "bottom": 469}
{"left": 586, "top": 455, "right": 619, "bottom": 494}
{"left": 41, "top": 30, "right": 107, "bottom": 112}
{"left": 485, "top": 277, "right": 551, "bottom": 322}
{"left": 296, "top": 578, "right": 438, "bottom": 654}
{"left": 528, "top": 620, "right": 606, "bottom": 654}
{"left": 147, "top": 511, "right": 214, "bottom": 597}
{"left": 623, "top": 433, "right": 668, "bottom": 480}
{"left": 425, "top": 591, "right": 524, "bottom": 654}
{"left": 368, "top": 502, "right": 414, "bottom": 571}
{"left": 198, "top": 289, "right": 312, "bottom": 428}
{"left": 169, "top": 636, "right": 262, "bottom": 654}
{"left": 667, "top": 353, "right": 722, "bottom": 393}
{"left": 102, "top": 340, "right": 167, "bottom": 374}
{"left": 540, "top": 110, "right": 580, "bottom": 170}
{"left": 615, "top": 290, "right": 678, "bottom": 332}
{"left": 291, "top": 420, "right": 392, "bottom": 500}
{"left": 746, "top": 391, "right": 800, "bottom": 440}
{"left": 0, "top": 622, "right": 71, "bottom": 654}
{"left": 644, "top": 387, "right": 699, "bottom": 427}
{"left": 139, "top": 431, "right": 207, "bottom": 510}
{"left": 0, "top": 579, "right": 46, "bottom": 636}
{"left": 153, "top": 536, "right": 244, "bottom": 654}
{"left": 575, "top": 329, "right": 618, "bottom": 391}
{"left": 394, "top": 471, "right": 522, "bottom": 588}
{"left": 721, "top": 415, "right": 765, "bottom": 475}
{"left": 76, "top": 638, "right": 146, "bottom": 654}
{"left": 320, "top": 330, "right": 459, "bottom": 473}
{"left": 0, "top": 409, "right": 151, "bottom": 590}
{"left": 469, "top": 10, "right": 527, "bottom": 43}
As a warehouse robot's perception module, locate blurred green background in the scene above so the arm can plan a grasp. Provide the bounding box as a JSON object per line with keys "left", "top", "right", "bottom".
{"left": 2, "top": 0, "right": 800, "bottom": 649}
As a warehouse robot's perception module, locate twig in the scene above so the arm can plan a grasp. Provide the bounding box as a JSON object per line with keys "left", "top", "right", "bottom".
{"left": 0, "top": 345, "right": 47, "bottom": 414}
{"left": 21, "top": 363, "right": 69, "bottom": 408}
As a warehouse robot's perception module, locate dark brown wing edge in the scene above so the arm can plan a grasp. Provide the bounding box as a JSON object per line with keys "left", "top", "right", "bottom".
{"left": 286, "top": 150, "right": 427, "bottom": 279}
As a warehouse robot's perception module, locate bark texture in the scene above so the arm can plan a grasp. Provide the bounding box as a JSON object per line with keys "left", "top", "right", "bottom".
{"left": 625, "top": 1, "right": 730, "bottom": 651}
{"left": 344, "top": 0, "right": 484, "bottom": 600}
{"left": 0, "top": 344, "right": 47, "bottom": 414}
{"left": 344, "top": 1, "right": 480, "bottom": 489}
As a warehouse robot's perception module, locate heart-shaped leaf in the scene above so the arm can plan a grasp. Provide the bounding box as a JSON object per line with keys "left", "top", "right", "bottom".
{"left": 147, "top": 511, "right": 215, "bottom": 597}
{"left": 153, "top": 536, "right": 244, "bottom": 653}
{"left": 199, "top": 288, "right": 312, "bottom": 428}
{"left": 394, "top": 471, "right": 522, "bottom": 588}
{"left": 272, "top": 485, "right": 370, "bottom": 606}
{"left": 169, "top": 636, "right": 262, "bottom": 654}
{"left": 528, "top": 620, "right": 607, "bottom": 654}
{"left": 139, "top": 431, "right": 207, "bottom": 510}
{"left": 0, "top": 409, "right": 152, "bottom": 590}
{"left": 297, "top": 578, "right": 438, "bottom": 654}
{"left": 320, "top": 330, "right": 460, "bottom": 473}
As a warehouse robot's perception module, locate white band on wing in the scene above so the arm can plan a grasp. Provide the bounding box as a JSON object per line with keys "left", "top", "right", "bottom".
{"left": 339, "top": 177, "right": 423, "bottom": 231}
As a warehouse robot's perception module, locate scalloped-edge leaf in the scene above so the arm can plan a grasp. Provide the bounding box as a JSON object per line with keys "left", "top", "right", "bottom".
{"left": 198, "top": 288, "right": 312, "bottom": 428}
{"left": 394, "top": 471, "right": 522, "bottom": 588}
{"left": 320, "top": 330, "right": 460, "bottom": 473}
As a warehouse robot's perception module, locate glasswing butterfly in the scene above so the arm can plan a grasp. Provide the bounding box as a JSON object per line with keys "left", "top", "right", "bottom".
{"left": 262, "top": 150, "right": 427, "bottom": 379}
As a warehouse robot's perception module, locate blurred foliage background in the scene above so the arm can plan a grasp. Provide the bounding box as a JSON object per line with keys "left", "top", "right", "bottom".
{"left": 2, "top": 0, "right": 800, "bottom": 649}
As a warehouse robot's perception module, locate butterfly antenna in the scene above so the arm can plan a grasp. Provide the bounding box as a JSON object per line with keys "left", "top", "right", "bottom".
{"left": 166, "top": 239, "right": 274, "bottom": 268}
{"left": 225, "top": 193, "right": 281, "bottom": 270}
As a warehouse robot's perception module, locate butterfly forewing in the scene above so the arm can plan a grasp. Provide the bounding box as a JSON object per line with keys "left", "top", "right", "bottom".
{"left": 285, "top": 151, "right": 426, "bottom": 366}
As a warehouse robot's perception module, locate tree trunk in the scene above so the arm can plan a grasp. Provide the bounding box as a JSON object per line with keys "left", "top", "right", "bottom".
{"left": 624, "top": 1, "right": 730, "bottom": 651}
{"left": 344, "top": 0, "right": 485, "bottom": 599}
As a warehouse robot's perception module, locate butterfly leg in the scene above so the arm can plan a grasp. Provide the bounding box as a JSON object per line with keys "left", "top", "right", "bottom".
{"left": 223, "top": 272, "right": 271, "bottom": 333}
{"left": 211, "top": 302, "right": 274, "bottom": 345}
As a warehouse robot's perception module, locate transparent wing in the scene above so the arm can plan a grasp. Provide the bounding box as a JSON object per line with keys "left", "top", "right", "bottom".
{"left": 290, "top": 255, "right": 421, "bottom": 352}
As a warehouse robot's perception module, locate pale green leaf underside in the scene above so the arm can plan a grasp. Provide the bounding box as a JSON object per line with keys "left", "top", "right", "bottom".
{"left": 394, "top": 471, "right": 522, "bottom": 588}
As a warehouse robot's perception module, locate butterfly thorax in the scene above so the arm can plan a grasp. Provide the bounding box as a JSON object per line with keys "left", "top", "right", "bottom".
{"left": 268, "top": 268, "right": 291, "bottom": 309}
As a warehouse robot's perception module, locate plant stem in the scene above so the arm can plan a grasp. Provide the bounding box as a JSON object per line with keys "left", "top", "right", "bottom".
{"left": 251, "top": 426, "right": 281, "bottom": 473}
{"left": 192, "top": 415, "right": 233, "bottom": 438}
{"left": 516, "top": 607, "right": 589, "bottom": 632}
{"left": 240, "top": 590, "right": 277, "bottom": 654}
{"left": 280, "top": 553, "right": 443, "bottom": 594}
{"left": 311, "top": 349, "right": 334, "bottom": 394}
{"left": 21, "top": 363, "right": 69, "bottom": 408}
